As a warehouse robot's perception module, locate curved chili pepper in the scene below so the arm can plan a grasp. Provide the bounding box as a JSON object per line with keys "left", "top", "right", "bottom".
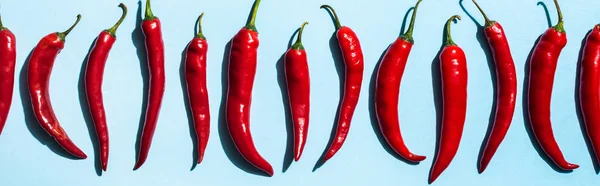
{"left": 134, "top": 0, "right": 166, "bottom": 170}
{"left": 226, "top": 0, "right": 273, "bottom": 176}
{"left": 27, "top": 15, "right": 86, "bottom": 159}
{"left": 471, "top": 0, "right": 517, "bottom": 173}
{"left": 84, "top": 3, "right": 127, "bottom": 171}
{"left": 527, "top": 0, "right": 578, "bottom": 170}
{"left": 374, "top": 0, "right": 425, "bottom": 163}
{"left": 0, "top": 15, "right": 16, "bottom": 135}
{"left": 319, "top": 5, "right": 365, "bottom": 163}
{"left": 429, "top": 15, "right": 467, "bottom": 184}
{"left": 284, "top": 22, "right": 310, "bottom": 161}
{"left": 185, "top": 13, "right": 210, "bottom": 164}
{"left": 580, "top": 24, "right": 600, "bottom": 169}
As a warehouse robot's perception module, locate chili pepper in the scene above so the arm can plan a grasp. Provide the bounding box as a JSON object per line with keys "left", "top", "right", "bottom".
{"left": 527, "top": 0, "right": 578, "bottom": 171}
{"left": 134, "top": 0, "right": 166, "bottom": 170}
{"left": 319, "top": 5, "right": 364, "bottom": 163}
{"left": 185, "top": 12, "right": 210, "bottom": 164}
{"left": 284, "top": 22, "right": 310, "bottom": 162}
{"left": 84, "top": 3, "right": 127, "bottom": 171}
{"left": 27, "top": 14, "right": 86, "bottom": 159}
{"left": 580, "top": 24, "right": 600, "bottom": 169}
{"left": 429, "top": 15, "right": 467, "bottom": 184}
{"left": 226, "top": 0, "right": 273, "bottom": 176}
{"left": 471, "top": 0, "right": 517, "bottom": 173}
{"left": 0, "top": 15, "right": 16, "bottom": 135}
{"left": 374, "top": 0, "right": 425, "bottom": 163}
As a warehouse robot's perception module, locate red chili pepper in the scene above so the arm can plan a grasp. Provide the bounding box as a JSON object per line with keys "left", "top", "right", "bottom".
{"left": 580, "top": 24, "right": 600, "bottom": 169}
{"left": 319, "top": 5, "right": 365, "bottom": 163}
{"left": 84, "top": 3, "right": 127, "bottom": 171}
{"left": 184, "top": 13, "right": 210, "bottom": 164}
{"left": 134, "top": 0, "right": 166, "bottom": 170}
{"left": 284, "top": 22, "right": 310, "bottom": 161}
{"left": 429, "top": 15, "right": 467, "bottom": 184}
{"left": 471, "top": 0, "right": 517, "bottom": 173}
{"left": 27, "top": 15, "right": 86, "bottom": 159}
{"left": 0, "top": 15, "right": 16, "bottom": 135}
{"left": 226, "top": 0, "right": 273, "bottom": 176}
{"left": 527, "top": 0, "right": 578, "bottom": 170}
{"left": 374, "top": 0, "right": 425, "bottom": 163}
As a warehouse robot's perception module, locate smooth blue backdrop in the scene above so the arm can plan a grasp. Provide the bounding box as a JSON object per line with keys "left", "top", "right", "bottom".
{"left": 0, "top": 0, "right": 598, "bottom": 185}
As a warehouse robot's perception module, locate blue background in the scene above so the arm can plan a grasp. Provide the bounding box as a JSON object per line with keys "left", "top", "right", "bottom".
{"left": 0, "top": 0, "right": 598, "bottom": 185}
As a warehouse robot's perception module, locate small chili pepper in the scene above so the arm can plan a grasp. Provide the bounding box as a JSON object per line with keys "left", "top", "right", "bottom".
{"left": 134, "top": 0, "right": 166, "bottom": 170}
{"left": 319, "top": 5, "right": 365, "bottom": 163}
{"left": 374, "top": 0, "right": 425, "bottom": 163}
{"left": 471, "top": 0, "right": 517, "bottom": 173}
{"left": 284, "top": 22, "right": 310, "bottom": 161}
{"left": 27, "top": 14, "right": 86, "bottom": 159}
{"left": 429, "top": 15, "right": 467, "bottom": 184}
{"left": 84, "top": 3, "right": 127, "bottom": 171}
{"left": 527, "top": 0, "right": 578, "bottom": 170}
{"left": 226, "top": 0, "right": 273, "bottom": 176}
{"left": 0, "top": 15, "right": 16, "bottom": 135}
{"left": 580, "top": 24, "right": 600, "bottom": 169}
{"left": 184, "top": 12, "right": 210, "bottom": 164}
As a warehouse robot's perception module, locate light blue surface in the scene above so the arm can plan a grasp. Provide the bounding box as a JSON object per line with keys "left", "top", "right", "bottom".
{"left": 0, "top": 0, "right": 599, "bottom": 185}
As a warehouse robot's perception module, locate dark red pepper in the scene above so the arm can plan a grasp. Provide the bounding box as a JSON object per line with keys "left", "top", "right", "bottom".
{"left": 284, "top": 22, "right": 310, "bottom": 161}
{"left": 0, "top": 15, "right": 16, "bottom": 135}
{"left": 27, "top": 14, "right": 86, "bottom": 159}
{"left": 134, "top": 0, "right": 166, "bottom": 170}
{"left": 185, "top": 13, "right": 210, "bottom": 164}
{"left": 374, "top": 0, "right": 425, "bottom": 163}
{"left": 527, "top": 0, "right": 578, "bottom": 170}
{"left": 579, "top": 24, "right": 600, "bottom": 169}
{"left": 226, "top": 0, "right": 273, "bottom": 176}
{"left": 429, "top": 15, "right": 468, "bottom": 184}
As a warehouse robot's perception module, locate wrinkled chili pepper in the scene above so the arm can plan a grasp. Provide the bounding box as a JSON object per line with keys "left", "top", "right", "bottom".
{"left": 84, "top": 3, "right": 127, "bottom": 171}
{"left": 185, "top": 12, "right": 210, "bottom": 165}
{"left": 134, "top": 0, "right": 166, "bottom": 170}
{"left": 284, "top": 22, "right": 310, "bottom": 161}
{"left": 527, "top": 0, "right": 578, "bottom": 170}
{"left": 226, "top": 0, "right": 273, "bottom": 176}
{"left": 0, "top": 15, "right": 16, "bottom": 135}
{"left": 429, "top": 15, "right": 467, "bottom": 184}
{"left": 27, "top": 14, "right": 86, "bottom": 159}
{"left": 374, "top": 0, "right": 425, "bottom": 163}
{"left": 471, "top": 0, "right": 517, "bottom": 173}
{"left": 580, "top": 24, "right": 600, "bottom": 169}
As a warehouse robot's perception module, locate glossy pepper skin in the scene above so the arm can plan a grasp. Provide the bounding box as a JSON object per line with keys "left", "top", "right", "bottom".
{"left": 0, "top": 16, "right": 16, "bottom": 135}
{"left": 84, "top": 3, "right": 127, "bottom": 171}
{"left": 184, "top": 13, "right": 210, "bottom": 164}
{"left": 527, "top": 0, "right": 578, "bottom": 171}
{"left": 134, "top": 0, "right": 166, "bottom": 170}
{"left": 284, "top": 22, "right": 310, "bottom": 161}
{"left": 226, "top": 0, "right": 273, "bottom": 176}
{"left": 429, "top": 15, "right": 468, "bottom": 184}
{"left": 27, "top": 15, "right": 86, "bottom": 159}
{"left": 580, "top": 24, "right": 600, "bottom": 168}
{"left": 374, "top": 0, "right": 425, "bottom": 163}
{"left": 319, "top": 5, "right": 365, "bottom": 164}
{"left": 471, "top": 0, "right": 517, "bottom": 173}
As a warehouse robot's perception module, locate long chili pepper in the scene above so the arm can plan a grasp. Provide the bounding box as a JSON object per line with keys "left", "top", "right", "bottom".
{"left": 185, "top": 13, "right": 210, "bottom": 164}
{"left": 27, "top": 15, "right": 86, "bottom": 159}
{"left": 284, "top": 22, "right": 310, "bottom": 161}
{"left": 226, "top": 0, "right": 273, "bottom": 176}
{"left": 471, "top": 0, "right": 517, "bottom": 173}
{"left": 429, "top": 15, "right": 467, "bottom": 184}
{"left": 0, "top": 15, "right": 16, "bottom": 135}
{"left": 319, "top": 5, "right": 365, "bottom": 163}
{"left": 84, "top": 3, "right": 127, "bottom": 171}
{"left": 527, "top": 0, "right": 578, "bottom": 170}
{"left": 134, "top": 0, "right": 166, "bottom": 170}
{"left": 374, "top": 0, "right": 425, "bottom": 163}
{"left": 580, "top": 24, "right": 600, "bottom": 168}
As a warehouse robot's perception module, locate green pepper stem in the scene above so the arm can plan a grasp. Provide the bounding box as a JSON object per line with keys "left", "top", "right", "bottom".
{"left": 444, "top": 15, "right": 461, "bottom": 46}
{"left": 57, "top": 14, "right": 82, "bottom": 41}
{"left": 0, "top": 15, "right": 5, "bottom": 30}
{"left": 472, "top": 0, "right": 493, "bottom": 27}
{"left": 107, "top": 3, "right": 128, "bottom": 36}
{"left": 552, "top": 0, "right": 564, "bottom": 32}
{"left": 292, "top": 22, "right": 309, "bottom": 50}
{"left": 320, "top": 5, "right": 341, "bottom": 30}
{"left": 399, "top": 0, "right": 423, "bottom": 43}
{"left": 244, "top": 0, "right": 261, "bottom": 32}
{"left": 195, "top": 12, "right": 205, "bottom": 39}
{"left": 144, "top": 0, "right": 156, "bottom": 20}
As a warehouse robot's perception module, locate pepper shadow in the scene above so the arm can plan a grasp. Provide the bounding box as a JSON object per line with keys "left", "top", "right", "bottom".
{"left": 77, "top": 37, "right": 103, "bottom": 176}
{"left": 367, "top": 6, "right": 420, "bottom": 165}
{"left": 277, "top": 28, "right": 300, "bottom": 173}
{"left": 131, "top": 0, "right": 150, "bottom": 168}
